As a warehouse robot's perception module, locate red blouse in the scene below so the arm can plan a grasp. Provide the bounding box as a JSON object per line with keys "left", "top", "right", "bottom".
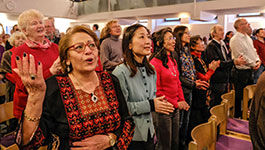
{"left": 150, "top": 55, "right": 185, "bottom": 109}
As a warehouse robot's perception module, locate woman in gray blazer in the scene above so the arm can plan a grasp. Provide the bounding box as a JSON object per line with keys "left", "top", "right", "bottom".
{"left": 113, "top": 24, "right": 174, "bottom": 150}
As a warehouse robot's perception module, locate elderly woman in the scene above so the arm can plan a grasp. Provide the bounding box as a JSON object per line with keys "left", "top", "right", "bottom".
{"left": 0, "top": 31, "right": 26, "bottom": 102}
{"left": 14, "top": 25, "right": 135, "bottom": 149}
{"left": 188, "top": 35, "right": 220, "bottom": 142}
{"left": 149, "top": 27, "right": 189, "bottom": 150}
{"left": 113, "top": 24, "right": 174, "bottom": 150}
{"left": 10, "top": 9, "right": 61, "bottom": 119}
{"left": 100, "top": 19, "right": 123, "bottom": 72}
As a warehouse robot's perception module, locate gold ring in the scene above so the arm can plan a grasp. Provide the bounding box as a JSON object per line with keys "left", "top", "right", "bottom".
{"left": 30, "top": 74, "right": 36, "bottom": 80}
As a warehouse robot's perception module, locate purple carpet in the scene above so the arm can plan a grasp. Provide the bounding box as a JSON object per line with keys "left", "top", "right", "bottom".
{"left": 0, "top": 133, "right": 16, "bottom": 147}
{"left": 216, "top": 135, "right": 252, "bottom": 150}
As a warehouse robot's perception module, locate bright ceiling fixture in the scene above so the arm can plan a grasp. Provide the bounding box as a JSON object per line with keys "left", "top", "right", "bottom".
{"left": 237, "top": 13, "right": 263, "bottom": 17}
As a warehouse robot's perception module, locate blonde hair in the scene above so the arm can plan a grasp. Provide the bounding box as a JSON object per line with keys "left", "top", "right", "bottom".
{"left": 100, "top": 19, "right": 119, "bottom": 40}
{"left": 18, "top": 9, "right": 44, "bottom": 31}
{"left": 8, "top": 31, "right": 26, "bottom": 46}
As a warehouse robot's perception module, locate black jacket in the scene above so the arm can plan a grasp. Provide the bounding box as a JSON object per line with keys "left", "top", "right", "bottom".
{"left": 204, "top": 40, "right": 234, "bottom": 83}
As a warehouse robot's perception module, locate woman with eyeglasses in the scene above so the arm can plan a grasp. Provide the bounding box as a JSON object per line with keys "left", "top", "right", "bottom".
{"left": 15, "top": 25, "right": 135, "bottom": 149}
{"left": 149, "top": 27, "right": 189, "bottom": 150}
{"left": 113, "top": 24, "right": 174, "bottom": 150}
{"left": 173, "top": 25, "right": 209, "bottom": 149}
{"left": 188, "top": 35, "right": 219, "bottom": 142}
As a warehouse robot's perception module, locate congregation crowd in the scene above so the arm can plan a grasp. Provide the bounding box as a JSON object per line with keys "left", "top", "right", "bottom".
{"left": 0, "top": 8, "right": 264, "bottom": 150}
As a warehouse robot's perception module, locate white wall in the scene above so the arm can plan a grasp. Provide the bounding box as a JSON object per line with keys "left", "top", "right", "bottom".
{"left": 0, "top": 13, "right": 76, "bottom": 34}
{"left": 0, "top": 0, "right": 78, "bottom": 18}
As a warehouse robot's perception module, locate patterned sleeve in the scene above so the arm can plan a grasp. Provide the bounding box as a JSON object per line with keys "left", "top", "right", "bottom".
{"left": 110, "top": 74, "right": 135, "bottom": 150}
{"left": 16, "top": 77, "right": 60, "bottom": 149}
{"left": 16, "top": 116, "right": 46, "bottom": 150}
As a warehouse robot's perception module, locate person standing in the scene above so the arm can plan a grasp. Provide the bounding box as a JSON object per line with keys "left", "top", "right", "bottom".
{"left": 100, "top": 20, "right": 123, "bottom": 72}
{"left": 113, "top": 24, "right": 174, "bottom": 150}
{"left": 230, "top": 18, "right": 261, "bottom": 118}
{"left": 44, "top": 18, "right": 60, "bottom": 44}
{"left": 189, "top": 35, "right": 220, "bottom": 138}
{"left": 150, "top": 27, "right": 189, "bottom": 150}
{"left": 10, "top": 9, "right": 61, "bottom": 119}
{"left": 204, "top": 25, "right": 246, "bottom": 108}
{"left": 253, "top": 28, "right": 265, "bottom": 83}
{"left": 93, "top": 24, "right": 101, "bottom": 39}
{"left": 173, "top": 25, "right": 209, "bottom": 150}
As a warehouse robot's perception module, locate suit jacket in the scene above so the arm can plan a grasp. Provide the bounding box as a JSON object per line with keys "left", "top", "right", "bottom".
{"left": 204, "top": 40, "right": 234, "bottom": 83}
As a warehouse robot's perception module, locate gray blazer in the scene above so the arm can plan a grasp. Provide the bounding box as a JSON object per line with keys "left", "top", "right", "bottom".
{"left": 113, "top": 63, "right": 156, "bottom": 142}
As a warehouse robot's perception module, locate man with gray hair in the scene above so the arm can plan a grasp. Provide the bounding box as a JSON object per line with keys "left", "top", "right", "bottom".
{"left": 204, "top": 24, "right": 246, "bottom": 108}
{"left": 230, "top": 18, "right": 261, "bottom": 118}
{"left": 44, "top": 18, "right": 60, "bottom": 44}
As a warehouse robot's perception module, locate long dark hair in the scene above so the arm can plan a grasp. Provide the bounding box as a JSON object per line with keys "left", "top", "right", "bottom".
{"left": 122, "top": 24, "right": 155, "bottom": 77}
{"left": 173, "top": 25, "right": 189, "bottom": 57}
{"left": 149, "top": 27, "right": 175, "bottom": 69}
{"left": 224, "top": 31, "right": 233, "bottom": 41}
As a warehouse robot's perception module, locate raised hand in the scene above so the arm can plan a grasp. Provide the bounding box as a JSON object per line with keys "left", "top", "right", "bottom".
{"left": 49, "top": 57, "right": 62, "bottom": 75}
{"left": 13, "top": 53, "right": 46, "bottom": 101}
{"left": 209, "top": 60, "right": 220, "bottom": 71}
{"left": 154, "top": 96, "right": 175, "bottom": 115}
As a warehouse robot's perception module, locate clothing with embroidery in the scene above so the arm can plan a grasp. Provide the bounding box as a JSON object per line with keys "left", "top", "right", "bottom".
{"left": 16, "top": 72, "right": 135, "bottom": 150}
{"left": 178, "top": 46, "right": 196, "bottom": 94}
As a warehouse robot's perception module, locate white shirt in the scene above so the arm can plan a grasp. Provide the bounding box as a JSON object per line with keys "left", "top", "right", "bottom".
{"left": 230, "top": 32, "right": 260, "bottom": 69}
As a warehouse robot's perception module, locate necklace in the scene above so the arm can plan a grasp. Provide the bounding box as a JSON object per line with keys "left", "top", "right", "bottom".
{"left": 168, "top": 59, "right": 177, "bottom": 77}
{"left": 69, "top": 73, "right": 98, "bottom": 103}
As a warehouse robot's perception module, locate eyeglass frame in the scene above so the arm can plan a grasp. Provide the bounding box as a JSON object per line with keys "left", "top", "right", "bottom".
{"left": 66, "top": 40, "right": 98, "bottom": 53}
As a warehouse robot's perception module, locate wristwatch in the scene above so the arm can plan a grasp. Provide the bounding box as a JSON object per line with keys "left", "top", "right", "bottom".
{"left": 107, "top": 133, "right": 116, "bottom": 147}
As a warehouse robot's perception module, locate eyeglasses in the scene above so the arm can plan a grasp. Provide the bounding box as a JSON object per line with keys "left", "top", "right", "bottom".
{"left": 184, "top": 32, "right": 191, "bottom": 35}
{"left": 67, "top": 41, "right": 97, "bottom": 53}
{"left": 166, "top": 37, "right": 176, "bottom": 41}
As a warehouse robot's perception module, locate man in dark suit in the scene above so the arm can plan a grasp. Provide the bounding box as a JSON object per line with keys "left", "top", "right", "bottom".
{"left": 204, "top": 24, "right": 246, "bottom": 108}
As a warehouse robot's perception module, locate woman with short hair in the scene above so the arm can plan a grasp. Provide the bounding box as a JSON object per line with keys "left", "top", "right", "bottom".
{"left": 10, "top": 9, "right": 61, "bottom": 119}
{"left": 15, "top": 25, "right": 135, "bottom": 149}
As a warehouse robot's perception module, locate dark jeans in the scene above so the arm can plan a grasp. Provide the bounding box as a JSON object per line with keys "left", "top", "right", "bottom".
{"left": 209, "top": 83, "right": 228, "bottom": 108}
{"left": 128, "top": 130, "right": 155, "bottom": 150}
{"left": 156, "top": 109, "right": 179, "bottom": 150}
{"left": 233, "top": 69, "right": 253, "bottom": 118}
{"left": 179, "top": 93, "right": 192, "bottom": 149}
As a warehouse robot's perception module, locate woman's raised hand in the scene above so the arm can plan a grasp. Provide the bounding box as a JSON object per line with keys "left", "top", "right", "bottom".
{"left": 49, "top": 57, "right": 62, "bottom": 75}
{"left": 208, "top": 60, "right": 220, "bottom": 71}
{"left": 154, "top": 96, "right": 175, "bottom": 115}
{"left": 13, "top": 53, "right": 46, "bottom": 101}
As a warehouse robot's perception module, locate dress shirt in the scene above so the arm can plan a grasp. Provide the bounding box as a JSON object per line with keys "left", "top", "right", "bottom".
{"left": 230, "top": 32, "right": 260, "bottom": 69}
